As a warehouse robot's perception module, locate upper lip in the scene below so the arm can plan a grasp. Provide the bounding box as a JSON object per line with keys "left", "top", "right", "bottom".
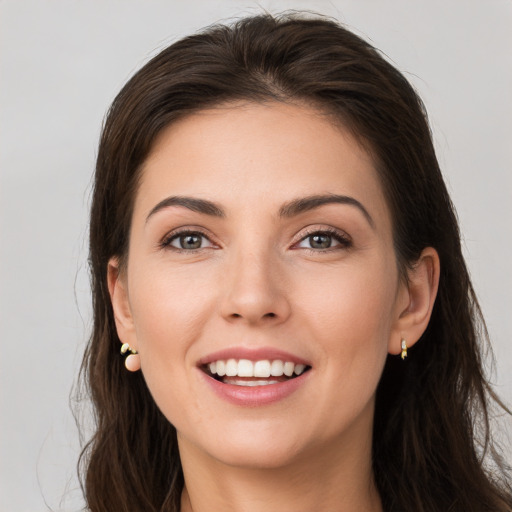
{"left": 197, "top": 346, "right": 311, "bottom": 367}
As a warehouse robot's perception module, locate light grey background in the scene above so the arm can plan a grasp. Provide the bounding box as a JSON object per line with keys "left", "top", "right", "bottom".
{"left": 1, "top": 1, "right": 511, "bottom": 510}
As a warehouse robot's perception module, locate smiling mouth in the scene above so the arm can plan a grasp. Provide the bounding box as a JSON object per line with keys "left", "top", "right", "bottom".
{"left": 202, "top": 358, "right": 311, "bottom": 386}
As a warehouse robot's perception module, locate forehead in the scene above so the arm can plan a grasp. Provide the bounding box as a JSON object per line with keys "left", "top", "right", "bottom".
{"left": 134, "top": 101, "right": 390, "bottom": 228}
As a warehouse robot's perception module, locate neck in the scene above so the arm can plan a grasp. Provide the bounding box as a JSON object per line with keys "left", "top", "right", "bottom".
{"left": 178, "top": 427, "right": 382, "bottom": 512}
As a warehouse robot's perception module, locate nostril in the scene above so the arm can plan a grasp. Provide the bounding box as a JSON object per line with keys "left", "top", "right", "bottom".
{"left": 230, "top": 312, "right": 275, "bottom": 319}
{"left": 226, "top": 310, "right": 282, "bottom": 322}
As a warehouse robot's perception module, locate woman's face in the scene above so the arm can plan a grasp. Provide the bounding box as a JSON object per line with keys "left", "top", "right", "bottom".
{"left": 111, "top": 102, "right": 410, "bottom": 469}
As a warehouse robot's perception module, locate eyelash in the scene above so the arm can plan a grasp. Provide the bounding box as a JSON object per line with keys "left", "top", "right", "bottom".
{"left": 293, "top": 227, "right": 352, "bottom": 253}
{"left": 160, "top": 229, "right": 215, "bottom": 252}
{"left": 160, "top": 227, "right": 352, "bottom": 253}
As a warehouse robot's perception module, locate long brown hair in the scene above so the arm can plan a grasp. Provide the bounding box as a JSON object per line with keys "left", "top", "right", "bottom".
{"left": 79, "top": 13, "right": 512, "bottom": 511}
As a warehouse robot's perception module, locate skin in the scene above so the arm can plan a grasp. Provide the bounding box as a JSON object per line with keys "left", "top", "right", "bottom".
{"left": 109, "top": 102, "right": 440, "bottom": 512}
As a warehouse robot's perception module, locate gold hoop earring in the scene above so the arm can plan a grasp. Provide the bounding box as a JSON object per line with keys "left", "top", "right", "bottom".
{"left": 120, "top": 343, "right": 141, "bottom": 371}
{"left": 401, "top": 339, "right": 408, "bottom": 360}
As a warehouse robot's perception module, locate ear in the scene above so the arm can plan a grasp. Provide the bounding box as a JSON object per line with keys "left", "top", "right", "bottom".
{"left": 107, "top": 257, "right": 138, "bottom": 350}
{"left": 389, "top": 247, "right": 440, "bottom": 355}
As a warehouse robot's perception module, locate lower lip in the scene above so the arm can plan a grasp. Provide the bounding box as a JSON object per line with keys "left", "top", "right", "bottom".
{"left": 199, "top": 369, "right": 311, "bottom": 406}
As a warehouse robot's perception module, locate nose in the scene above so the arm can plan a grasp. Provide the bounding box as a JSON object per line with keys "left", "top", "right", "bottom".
{"left": 219, "top": 248, "right": 291, "bottom": 326}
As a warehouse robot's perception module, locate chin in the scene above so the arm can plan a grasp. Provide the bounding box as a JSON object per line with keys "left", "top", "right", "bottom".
{"left": 211, "top": 441, "right": 303, "bottom": 470}
{"left": 178, "top": 418, "right": 309, "bottom": 470}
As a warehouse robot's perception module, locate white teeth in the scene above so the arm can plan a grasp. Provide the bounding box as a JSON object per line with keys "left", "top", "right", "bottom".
{"left": 270, "top": 360, "right": 284, "bottom": 376}
{"left": 254, "top": 360, "right": 271, "bottom": 377}
{"left": 294, "top": 364, "right": 306, "bottom": 375}
{"left": 225, "top": 359, "right": 237, "bottom": 377}
{"left": 238, "top": 359, "right": 254, "bottom": 377}
{"left": 283, "top": 362, "right": 295, "bottom": 377}
{"left": 206, "top": 358, "right": 308, "bottom": 378}
{"left": 216, "top": 360, "right": 226, "bottom": 376}
{"left": 225, "top": 379, "right": 280, "bottom": 387}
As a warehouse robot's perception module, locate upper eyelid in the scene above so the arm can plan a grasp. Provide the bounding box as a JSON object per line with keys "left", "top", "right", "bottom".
{"left": 159, "top": 225, "right": 351, "bottom": 248}
{"left": 294, "top": 226, "right": 351, "bottom": 242}
{"left": 161, "top": 227, "right": 216, "bottom": 247}
{"left": 162, "top": 226, "right": 213, "bottom": 239}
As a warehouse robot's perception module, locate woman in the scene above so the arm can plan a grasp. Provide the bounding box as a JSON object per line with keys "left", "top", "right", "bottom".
{"left": 79, "top": 13, "right": 512, "bottom": 511}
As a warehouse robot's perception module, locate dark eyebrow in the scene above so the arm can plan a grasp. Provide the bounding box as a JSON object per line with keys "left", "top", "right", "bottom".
{"left": 279, "top": 194, "right": 375, "bottom": 228}
{"left": 146, "top": 193, "right": 374, "bottom": 228}
{"left": 146, "top": 196, "right": 225, "bottom": 223}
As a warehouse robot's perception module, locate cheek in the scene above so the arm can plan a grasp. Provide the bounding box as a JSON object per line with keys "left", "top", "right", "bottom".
{"left": 290, "top": 264, "right": 395, "bottom": 440}
{"left": 127, "top": 276, "right": 209, "bottom": 427}
{"left": 129, "top": 261, "right": 216, "bottom": 346}
{"left": 295, "top": 257, "right": 397, "bottom": 388}
{"left": 297, "top": 256, "right": 397, "bottom": 340}
{"left": 126, "top": 264, "right": 217, "bottom": 408}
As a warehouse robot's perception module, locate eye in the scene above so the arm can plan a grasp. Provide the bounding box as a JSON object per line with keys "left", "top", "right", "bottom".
{"left": 296, "top": 229, "right": 351, "bottom": 251}
{"left": 162, "top": 230, "right": 214, "bottom": 251}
